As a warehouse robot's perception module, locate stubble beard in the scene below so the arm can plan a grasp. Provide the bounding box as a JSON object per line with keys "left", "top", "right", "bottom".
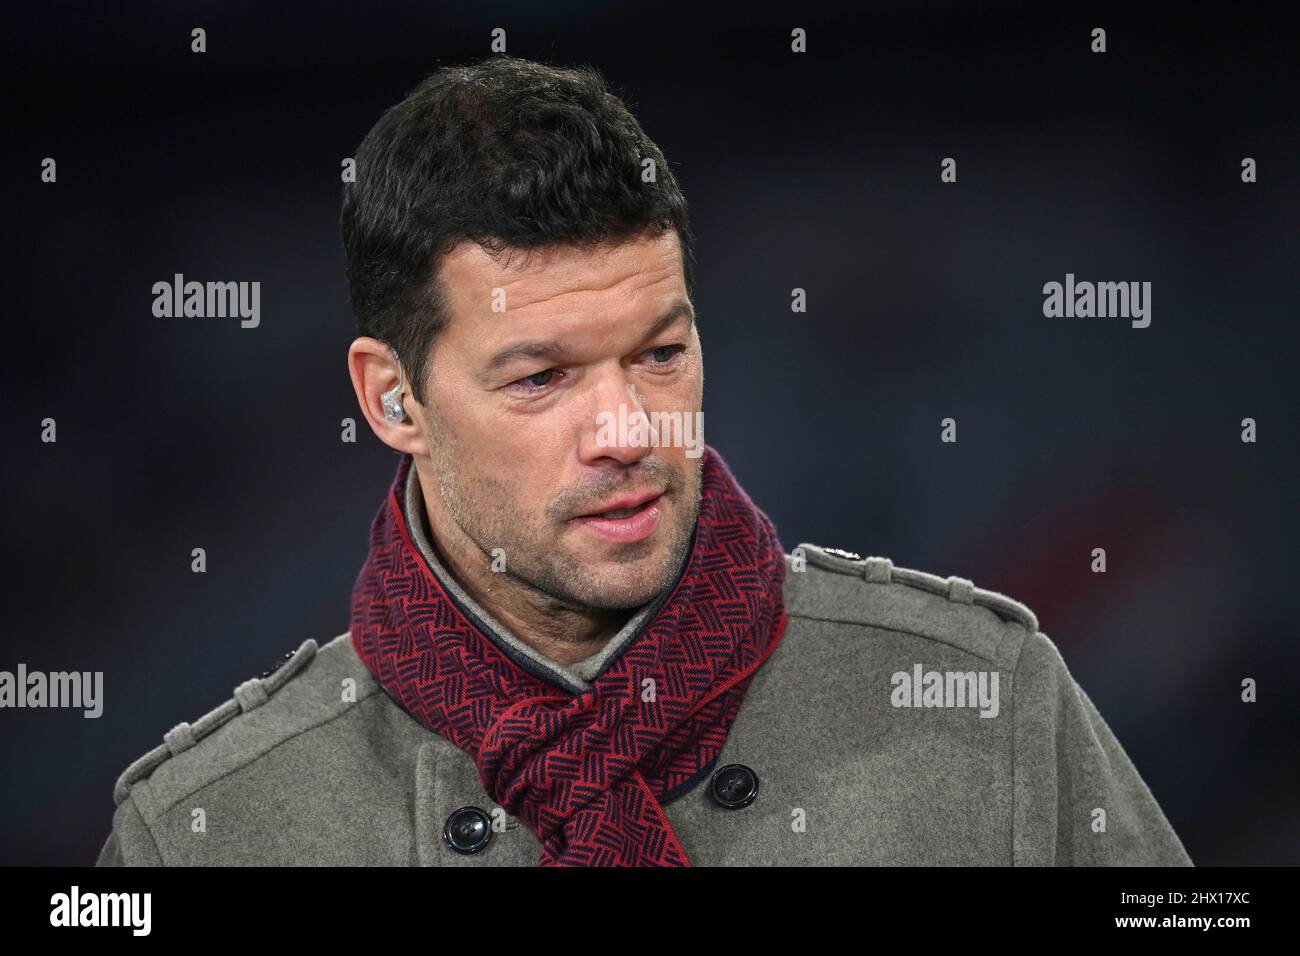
{"left": 426, "top": 418, "right": 704, "bottom": 612}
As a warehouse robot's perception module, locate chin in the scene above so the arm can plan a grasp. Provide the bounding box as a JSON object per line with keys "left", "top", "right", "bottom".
{"left": 571, "top": 556, "right": 679, "bottom": 610}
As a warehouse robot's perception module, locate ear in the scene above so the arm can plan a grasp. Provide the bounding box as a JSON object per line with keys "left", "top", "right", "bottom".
{"left": 347, "top": 337, "right": 430, "bottom": 456}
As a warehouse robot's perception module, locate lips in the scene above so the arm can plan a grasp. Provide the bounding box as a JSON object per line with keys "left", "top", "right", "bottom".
{"left": 571, "top": 491, "right": 665, "bottom": 544}
{"left": 574, "top": 489, "right": 664, "bottom": 521}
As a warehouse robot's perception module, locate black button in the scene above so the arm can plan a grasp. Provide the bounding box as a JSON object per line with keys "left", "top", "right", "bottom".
{"left": 710, "top": 764, "right": 759, "bottom": 809}
{"left": 259, "top": 650, "right": 295, "bottom": 679}
{"left": 443, "top": 806, "right": 493, "bottom": 854}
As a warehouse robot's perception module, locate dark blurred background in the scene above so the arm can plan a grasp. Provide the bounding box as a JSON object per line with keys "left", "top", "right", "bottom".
{"left": 2, "top": 0, "right": 1296, "bottom": 865}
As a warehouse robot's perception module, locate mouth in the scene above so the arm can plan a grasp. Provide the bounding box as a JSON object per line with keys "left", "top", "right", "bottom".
{"left": 575, "top": 489, "right": 664, "bottom": 520}
{"left": 570, "top": 490, "right": 665, "bottom": 544}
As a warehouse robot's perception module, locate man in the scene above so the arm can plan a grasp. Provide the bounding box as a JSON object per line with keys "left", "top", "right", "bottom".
{"left": 96, "top": 55, "right": 1191, "bottom": 866}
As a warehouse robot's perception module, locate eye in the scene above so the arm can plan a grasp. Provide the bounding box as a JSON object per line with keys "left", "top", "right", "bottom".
{"left": 507, "top": 367, "right": 564, "bottom": 394}
{"left": 642, "top": 344, "right": 685, "bottom": 367}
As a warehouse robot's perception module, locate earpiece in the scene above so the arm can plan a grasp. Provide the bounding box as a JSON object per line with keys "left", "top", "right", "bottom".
{"left": 380, "top": 350, "right": 407, "bottom": 423}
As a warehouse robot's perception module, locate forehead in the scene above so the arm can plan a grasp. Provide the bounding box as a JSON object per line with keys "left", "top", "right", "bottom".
{"left": 437, "top": 229, "right": 685, "bottom": 333}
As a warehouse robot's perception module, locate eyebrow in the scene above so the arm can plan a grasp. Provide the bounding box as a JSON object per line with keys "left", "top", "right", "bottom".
{"left": 480, "top": 300, "right": 695, "bottom": 378}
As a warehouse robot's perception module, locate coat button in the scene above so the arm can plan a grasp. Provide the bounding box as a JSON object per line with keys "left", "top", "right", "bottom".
{"left": 443, "top": 806, "right": 493, "bottom": 854}
{"left": 710, "top": 764, "right": 759, "bottom": 809}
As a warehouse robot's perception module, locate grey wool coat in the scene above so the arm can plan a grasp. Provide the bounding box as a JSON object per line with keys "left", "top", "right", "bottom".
{"left": 95, "top": 467, "right": 1192, "bottom": 866}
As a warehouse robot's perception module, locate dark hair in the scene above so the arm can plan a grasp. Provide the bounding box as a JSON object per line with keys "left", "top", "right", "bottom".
{"left": 340, "top": 55, "right": 695, "bottom": 403}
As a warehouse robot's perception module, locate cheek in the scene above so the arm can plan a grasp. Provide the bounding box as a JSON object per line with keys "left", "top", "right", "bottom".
{"left": 476, "top": 420, "right": 571, "bottom": 489}
{"left": 673, "top": 364, "right": 704, "bottom": 412}
{"left": 680, "top": 339, "right": 704, "bottom": 402}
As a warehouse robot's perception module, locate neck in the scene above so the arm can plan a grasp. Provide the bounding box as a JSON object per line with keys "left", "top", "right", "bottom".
{"left": 412, "top": 466, "right": 632, "bottom": 668}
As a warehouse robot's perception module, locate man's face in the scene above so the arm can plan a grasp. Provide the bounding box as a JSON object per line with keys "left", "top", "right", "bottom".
{"left": 419, "top": 228, "right": 703, "bottom": 610}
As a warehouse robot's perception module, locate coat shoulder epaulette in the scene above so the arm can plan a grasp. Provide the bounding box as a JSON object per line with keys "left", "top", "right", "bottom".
{"left": 111, "top": 634, "right": 374, "bottom": 812}
{"left": 784, "top": 542, "right": 1040, "bottom": 663}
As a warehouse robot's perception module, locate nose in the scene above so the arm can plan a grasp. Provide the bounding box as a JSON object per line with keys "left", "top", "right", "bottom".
{"left": 577, "top": 369, "right": 656, "bottom": 468}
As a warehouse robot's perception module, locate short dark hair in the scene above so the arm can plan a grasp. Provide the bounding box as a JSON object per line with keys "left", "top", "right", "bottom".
{"left": 340, "top": 55, "right": 695, "bottom": 404}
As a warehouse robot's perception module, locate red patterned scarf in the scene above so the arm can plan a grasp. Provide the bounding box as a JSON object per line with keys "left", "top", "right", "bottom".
{"left": 350, "top": 445, "right": 789, "bottom": 866}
